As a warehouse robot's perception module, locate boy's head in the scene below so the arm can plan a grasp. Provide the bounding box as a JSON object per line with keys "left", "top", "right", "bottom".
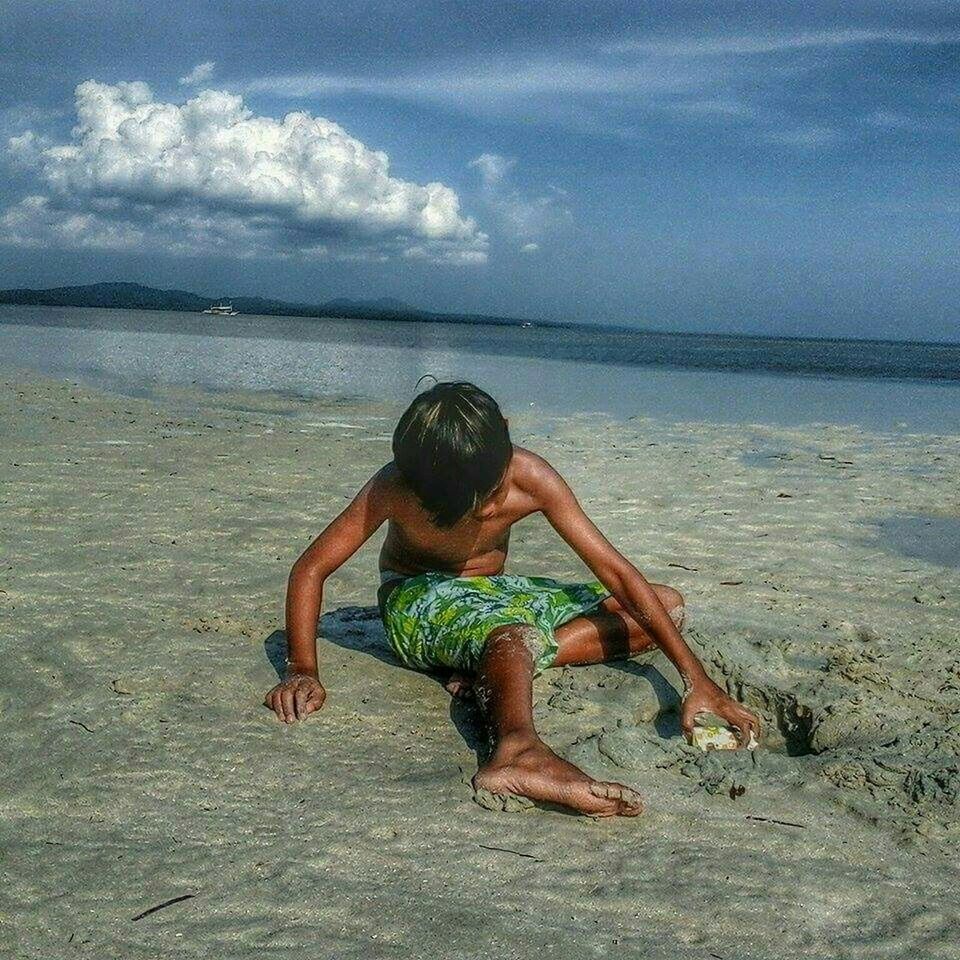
{"left": 392, "top": 381, "right": 512, "bottom": 528}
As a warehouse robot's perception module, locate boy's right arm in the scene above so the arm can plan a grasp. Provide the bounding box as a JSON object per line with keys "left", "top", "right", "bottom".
{"left": 264, "top": 468, "right": 392, "bottom": 723}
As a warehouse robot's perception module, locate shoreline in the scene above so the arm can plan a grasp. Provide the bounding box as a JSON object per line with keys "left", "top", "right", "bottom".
{"left": 2, "top": 371, "right": 959, "bottom": 958}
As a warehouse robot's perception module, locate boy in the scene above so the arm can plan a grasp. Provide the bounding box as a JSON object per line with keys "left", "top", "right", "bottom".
{"left": 265, "top": 381, "right": 760, "bottom": 817}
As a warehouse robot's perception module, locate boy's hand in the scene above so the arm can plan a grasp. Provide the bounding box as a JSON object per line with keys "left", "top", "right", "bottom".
{"left": 264, "top": 674, "right": 326, "bottom": 723}
{"left": 681, "top": 679, "right": 761, "bottom": 747}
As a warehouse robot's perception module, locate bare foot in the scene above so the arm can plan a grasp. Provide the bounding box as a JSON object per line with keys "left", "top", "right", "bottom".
{"left": 473, "top": 735, "right": 643, "bottom": 817}
{"left": 444, "top": 672, "right": 474, "bottom": 700}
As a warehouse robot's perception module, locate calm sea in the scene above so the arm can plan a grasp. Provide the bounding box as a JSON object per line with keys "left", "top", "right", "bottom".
{"left": 1, "top": 304, "right": 958, "bottom": 431}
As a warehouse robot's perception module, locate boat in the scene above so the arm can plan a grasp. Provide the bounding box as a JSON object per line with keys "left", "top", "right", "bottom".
{"left": 202, "top": 302, "right": 239, "bottom": 316}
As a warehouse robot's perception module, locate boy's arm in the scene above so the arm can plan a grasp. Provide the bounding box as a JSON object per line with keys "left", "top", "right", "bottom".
{"left": 530, "top": 454, "right": 760, "bottom": 745}
{"left": 265, "top": 468, "right": 391, "bottom": 723}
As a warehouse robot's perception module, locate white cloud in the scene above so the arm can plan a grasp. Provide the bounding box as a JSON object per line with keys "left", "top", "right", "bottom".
{"left": 239, "top": 29, "right": 958, "bottom": 144}
{"left": 1, "top": 79, "right": 487, "bottom": 264}
{"left": 604, "top": 28, "right": 960, "bottom": 57}
{"left": 494, "top": 191, "right": 571, "bottom": 242}
{"left": 764, "top": 125, "right": 839, "bottom": 148}
{"left": 241, "top": 56, "right": 704, "bottom": 104}
{"left": 866, "top": 110, "right": 911, "bottom": 128}
{"left": 468, "top": 154, "right": 570, "bottom": 245}
{"left": 468, "top": 152, "right": 516, "bottom": 187}
{"left": 241, "top": 28, "right": 960, "bottom": 106}
{"left": 4, "top": 130, "right": 50, "bottom": 166}
{"left": 670, "top": 98, "right": 756, "bottom": 119}
{"left": 178, "top": 61, "right": 216, "bottom": 87}
{"left": 0, "top": 105, "right": 65, "bottom": 147}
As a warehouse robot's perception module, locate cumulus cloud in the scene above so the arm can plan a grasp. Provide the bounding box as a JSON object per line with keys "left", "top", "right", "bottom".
{"left": 469, "top": 153, "right": 570, "bottom": 250}
{"left": 1, "top": 79, "right": 487, "bottom": 264}
{"left": 0, "top": 105, "right": 64, "bottom": 148}
{"left": 178, "top": 61, "right": 216, "bottom": 86}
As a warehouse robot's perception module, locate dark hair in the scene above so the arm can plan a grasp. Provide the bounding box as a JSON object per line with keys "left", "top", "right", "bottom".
{"left": 392, "top": 381, "right": 512, "bottom": 527}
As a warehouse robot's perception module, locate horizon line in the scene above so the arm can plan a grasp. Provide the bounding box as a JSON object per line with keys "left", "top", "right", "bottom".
{"left": 1, "top": 279, "right": 958, "bottom": 349}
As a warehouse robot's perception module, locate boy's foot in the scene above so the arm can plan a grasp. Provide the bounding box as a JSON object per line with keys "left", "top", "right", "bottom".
{"left": 473, "top": 736, "right": 643, "bottom": 817}
{"left": 444, "top": 672, "right": 474, "bottom": 699}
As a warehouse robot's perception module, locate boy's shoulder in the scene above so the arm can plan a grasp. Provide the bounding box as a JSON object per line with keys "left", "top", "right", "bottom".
{"left": 509, "top": 445, "right": 554, "bottom": 488}
{"left": 368, "top": 461, "right": 404, "bottom": 500}
{"left": 508, "top": 446, "right": 570, "bottom": 504}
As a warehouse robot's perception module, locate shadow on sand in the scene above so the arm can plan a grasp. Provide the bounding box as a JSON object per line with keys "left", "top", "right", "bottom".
{"left": 263, "top": 606, "right": 487, "bottom": 758}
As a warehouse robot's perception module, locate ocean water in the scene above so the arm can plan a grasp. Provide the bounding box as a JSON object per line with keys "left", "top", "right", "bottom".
{"left": 1, "top": 304, "right": 958, "bottom": 432}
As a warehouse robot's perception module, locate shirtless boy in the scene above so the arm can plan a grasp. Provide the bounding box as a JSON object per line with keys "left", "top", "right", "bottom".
{"left": 264, "top": 381, "right": 760, "bottom": 817}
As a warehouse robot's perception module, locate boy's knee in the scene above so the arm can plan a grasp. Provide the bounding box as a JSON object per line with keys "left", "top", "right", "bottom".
{"left": 659, "top": 585, "right": 685, "bottom": 612}
{"left": 657, "top": 586, "right": 685, "bottom": 629}
{"left": 484, "top": 623, "right": 547, "bottom": 662}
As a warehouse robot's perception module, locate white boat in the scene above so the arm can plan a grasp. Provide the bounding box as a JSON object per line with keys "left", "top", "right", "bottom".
{"left": 202, "top": 302, "right": 238, "bottom": 316}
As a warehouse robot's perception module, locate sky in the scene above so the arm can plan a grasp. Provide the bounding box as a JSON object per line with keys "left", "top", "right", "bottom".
{"left": 1, "top": 0, "right": 958, "bottom": 341}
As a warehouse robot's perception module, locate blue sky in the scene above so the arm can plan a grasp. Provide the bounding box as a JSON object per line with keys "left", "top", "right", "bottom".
{"left": 1, "top": 0, "right": 958, "bottom": 341}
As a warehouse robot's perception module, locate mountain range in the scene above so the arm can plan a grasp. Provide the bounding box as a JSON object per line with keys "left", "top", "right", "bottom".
{"left": 0, "top": 281, "right": 538, "bottom": 327}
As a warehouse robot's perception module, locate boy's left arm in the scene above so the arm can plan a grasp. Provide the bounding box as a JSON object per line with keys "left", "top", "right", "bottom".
{"left": 532, "top": 455, "right": 761, "bottom": 745}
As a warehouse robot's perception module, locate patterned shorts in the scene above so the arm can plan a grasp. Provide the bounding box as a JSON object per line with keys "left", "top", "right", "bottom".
{"left": 380, "top": 571, "right": 610, "bottom": 674}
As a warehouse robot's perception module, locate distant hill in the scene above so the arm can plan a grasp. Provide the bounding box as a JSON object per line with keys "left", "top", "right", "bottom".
{"left": 0, "top": 281, "right": 537, "bottom": 327}
{"left": 0, "top": 282, "right": 209, "bottom": 312}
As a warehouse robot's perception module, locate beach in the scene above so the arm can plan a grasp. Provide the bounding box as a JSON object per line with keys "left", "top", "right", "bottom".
{"left": 2, "top": 370, "right": 959, "bottom": 959}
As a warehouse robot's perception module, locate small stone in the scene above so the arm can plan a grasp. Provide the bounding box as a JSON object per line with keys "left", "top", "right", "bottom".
{"left": 691, "top": 725, "right": 740, "bottom": 752}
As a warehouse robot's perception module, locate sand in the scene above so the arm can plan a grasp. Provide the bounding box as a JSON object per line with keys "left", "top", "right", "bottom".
{"left": 1, "top": 371, "right": 958, "bottom": 959}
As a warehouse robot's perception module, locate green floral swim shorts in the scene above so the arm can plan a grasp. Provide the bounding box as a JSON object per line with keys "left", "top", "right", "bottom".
{"left": 380, "top": 571, "right": 610, "bottom": 674}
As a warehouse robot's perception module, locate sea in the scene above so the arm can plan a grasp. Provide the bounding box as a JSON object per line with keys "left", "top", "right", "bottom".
{"left": 1, "top": 304, "right": 958, "bottom": 432}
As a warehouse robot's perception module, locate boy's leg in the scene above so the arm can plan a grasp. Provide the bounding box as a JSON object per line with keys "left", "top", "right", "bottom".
{"left": 472, "top": 624, "right": 643, "bottom": 817}
{"left": 552, "top": 583, "right": 685, "bottom": 667}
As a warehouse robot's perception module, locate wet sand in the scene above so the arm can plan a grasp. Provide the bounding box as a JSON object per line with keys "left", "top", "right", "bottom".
{"left": 1, "top": 372, "right": 958, "bottom": 958}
